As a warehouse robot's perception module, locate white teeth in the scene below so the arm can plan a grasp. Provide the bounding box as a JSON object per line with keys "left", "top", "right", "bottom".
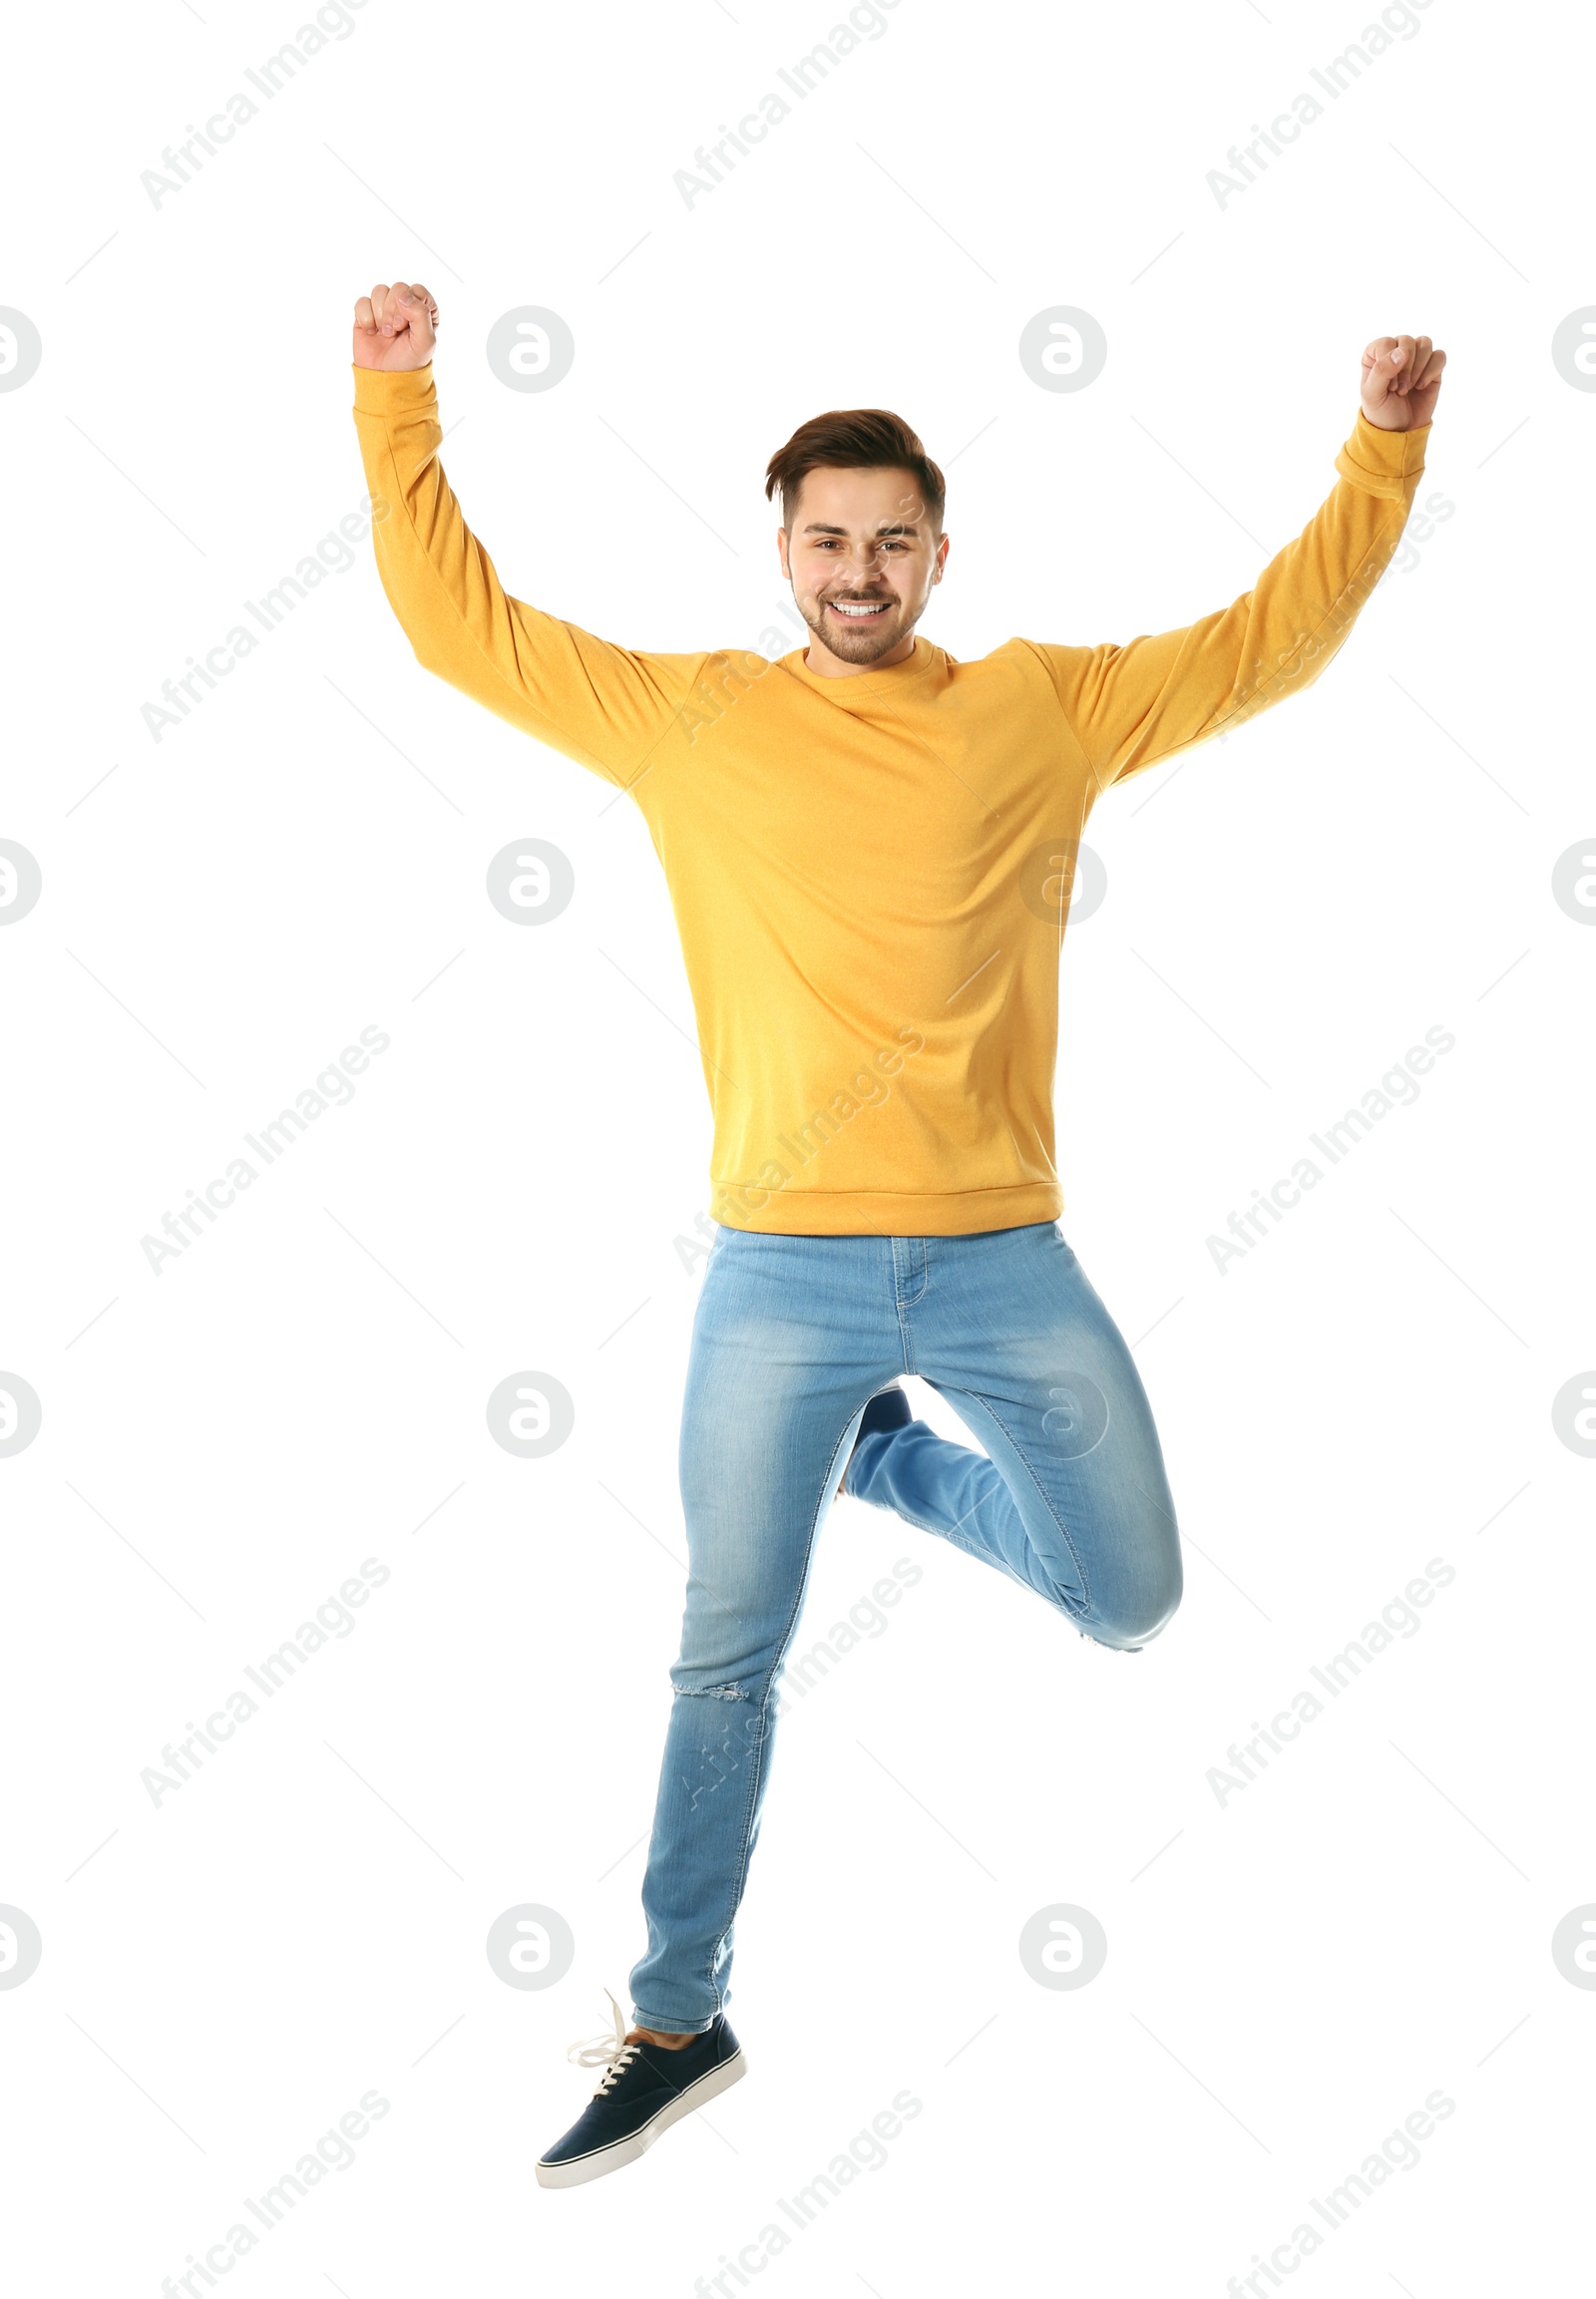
{"left": 831, "top": 600, "right": 888, "bottom": 615}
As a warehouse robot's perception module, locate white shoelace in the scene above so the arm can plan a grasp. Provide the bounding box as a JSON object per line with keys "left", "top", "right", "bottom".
{"left": 567, "top": 1988, "right": 642, "bottom": 2096}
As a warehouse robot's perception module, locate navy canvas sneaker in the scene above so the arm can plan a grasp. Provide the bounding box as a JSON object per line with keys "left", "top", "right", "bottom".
{"left": 843, "top": 1381, "right": 913, "bottom": 1495}
{"left": 536, "top": 1990, "right": 746, "bottom": 2189}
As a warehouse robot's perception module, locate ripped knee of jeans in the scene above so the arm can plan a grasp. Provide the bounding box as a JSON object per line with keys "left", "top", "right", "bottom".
{"left": 673, "top": 1680, "right": 750, "bottom": 1702}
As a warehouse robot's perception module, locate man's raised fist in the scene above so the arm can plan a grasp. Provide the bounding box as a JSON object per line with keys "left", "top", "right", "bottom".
{"left": 353, "top": 281, "right": 439, "bottom": 372}
{"left": 1359, "top": 335, "right": 1445, "bottom": 431}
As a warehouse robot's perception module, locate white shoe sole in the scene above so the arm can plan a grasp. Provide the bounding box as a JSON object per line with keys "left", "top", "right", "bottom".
{"left": 535, "top": 2049, "right": 747, "bottom": 2189}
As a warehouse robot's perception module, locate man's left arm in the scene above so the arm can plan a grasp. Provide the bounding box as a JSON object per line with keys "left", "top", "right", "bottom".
{"left": 1026, "top": 334, "right": 1445, "bottom": 796}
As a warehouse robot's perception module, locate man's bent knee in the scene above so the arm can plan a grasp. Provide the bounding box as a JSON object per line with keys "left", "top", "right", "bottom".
{"left": 1083, "top": 1570, "right": 1183, "bottom": 1652}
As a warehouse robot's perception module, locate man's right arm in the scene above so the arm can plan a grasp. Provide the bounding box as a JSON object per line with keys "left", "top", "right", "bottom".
{"left": 351, "top": 282, "right": 707, "bottom": 793}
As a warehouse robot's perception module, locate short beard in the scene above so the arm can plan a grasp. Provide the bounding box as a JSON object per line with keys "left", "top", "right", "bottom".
{"left": 801, "top": 591, "right": 912, "bottom": 665}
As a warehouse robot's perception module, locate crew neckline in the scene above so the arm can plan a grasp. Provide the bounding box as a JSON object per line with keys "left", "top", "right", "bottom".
{"left": 781, "top": 633, "right": 944, "bottom": 689}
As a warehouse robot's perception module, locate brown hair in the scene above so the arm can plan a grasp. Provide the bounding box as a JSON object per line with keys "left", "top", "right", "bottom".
{"left": 764, "top": 408, "right": 946, "bottom": 534}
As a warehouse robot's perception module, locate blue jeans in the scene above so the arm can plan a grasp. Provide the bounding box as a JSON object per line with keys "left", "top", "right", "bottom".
{"left": 628, "top": 1219, "right": 1182, "bottom": 2033}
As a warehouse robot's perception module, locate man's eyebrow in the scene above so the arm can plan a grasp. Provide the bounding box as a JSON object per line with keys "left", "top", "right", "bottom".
{"left": 800, "top": 518, "right": 924, "bottom": 536}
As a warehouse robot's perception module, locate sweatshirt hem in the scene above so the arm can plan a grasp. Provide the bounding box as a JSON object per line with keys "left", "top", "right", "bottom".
{"left": 707, "top": 1181, "right": 1064, "bottom": 1237}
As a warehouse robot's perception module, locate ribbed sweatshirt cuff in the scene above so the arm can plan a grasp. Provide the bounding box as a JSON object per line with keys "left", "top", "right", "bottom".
{"left": 1335, "top": 407, "right": 1429, "bottom": 500}
{"left": 352, "top": 361, "right": 438, "bottom": 415}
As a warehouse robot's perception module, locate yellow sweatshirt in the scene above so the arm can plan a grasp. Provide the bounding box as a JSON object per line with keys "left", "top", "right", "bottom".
{"left": 352, "top": 364, "right": 1427, "bottom": 1236}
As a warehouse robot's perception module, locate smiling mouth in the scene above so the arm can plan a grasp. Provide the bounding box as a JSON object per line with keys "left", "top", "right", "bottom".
{"left": 826, "top": 598, "right": 893, "bottom": 621}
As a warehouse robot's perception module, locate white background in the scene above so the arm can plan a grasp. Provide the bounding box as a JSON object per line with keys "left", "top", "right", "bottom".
{"left": 2, "top": 0, "right": 1592, "bottom": 2291}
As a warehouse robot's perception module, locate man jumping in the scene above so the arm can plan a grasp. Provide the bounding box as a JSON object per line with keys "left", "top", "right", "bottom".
{"left": 350, "top": 282, "right": 1442, "bottom": 2186}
